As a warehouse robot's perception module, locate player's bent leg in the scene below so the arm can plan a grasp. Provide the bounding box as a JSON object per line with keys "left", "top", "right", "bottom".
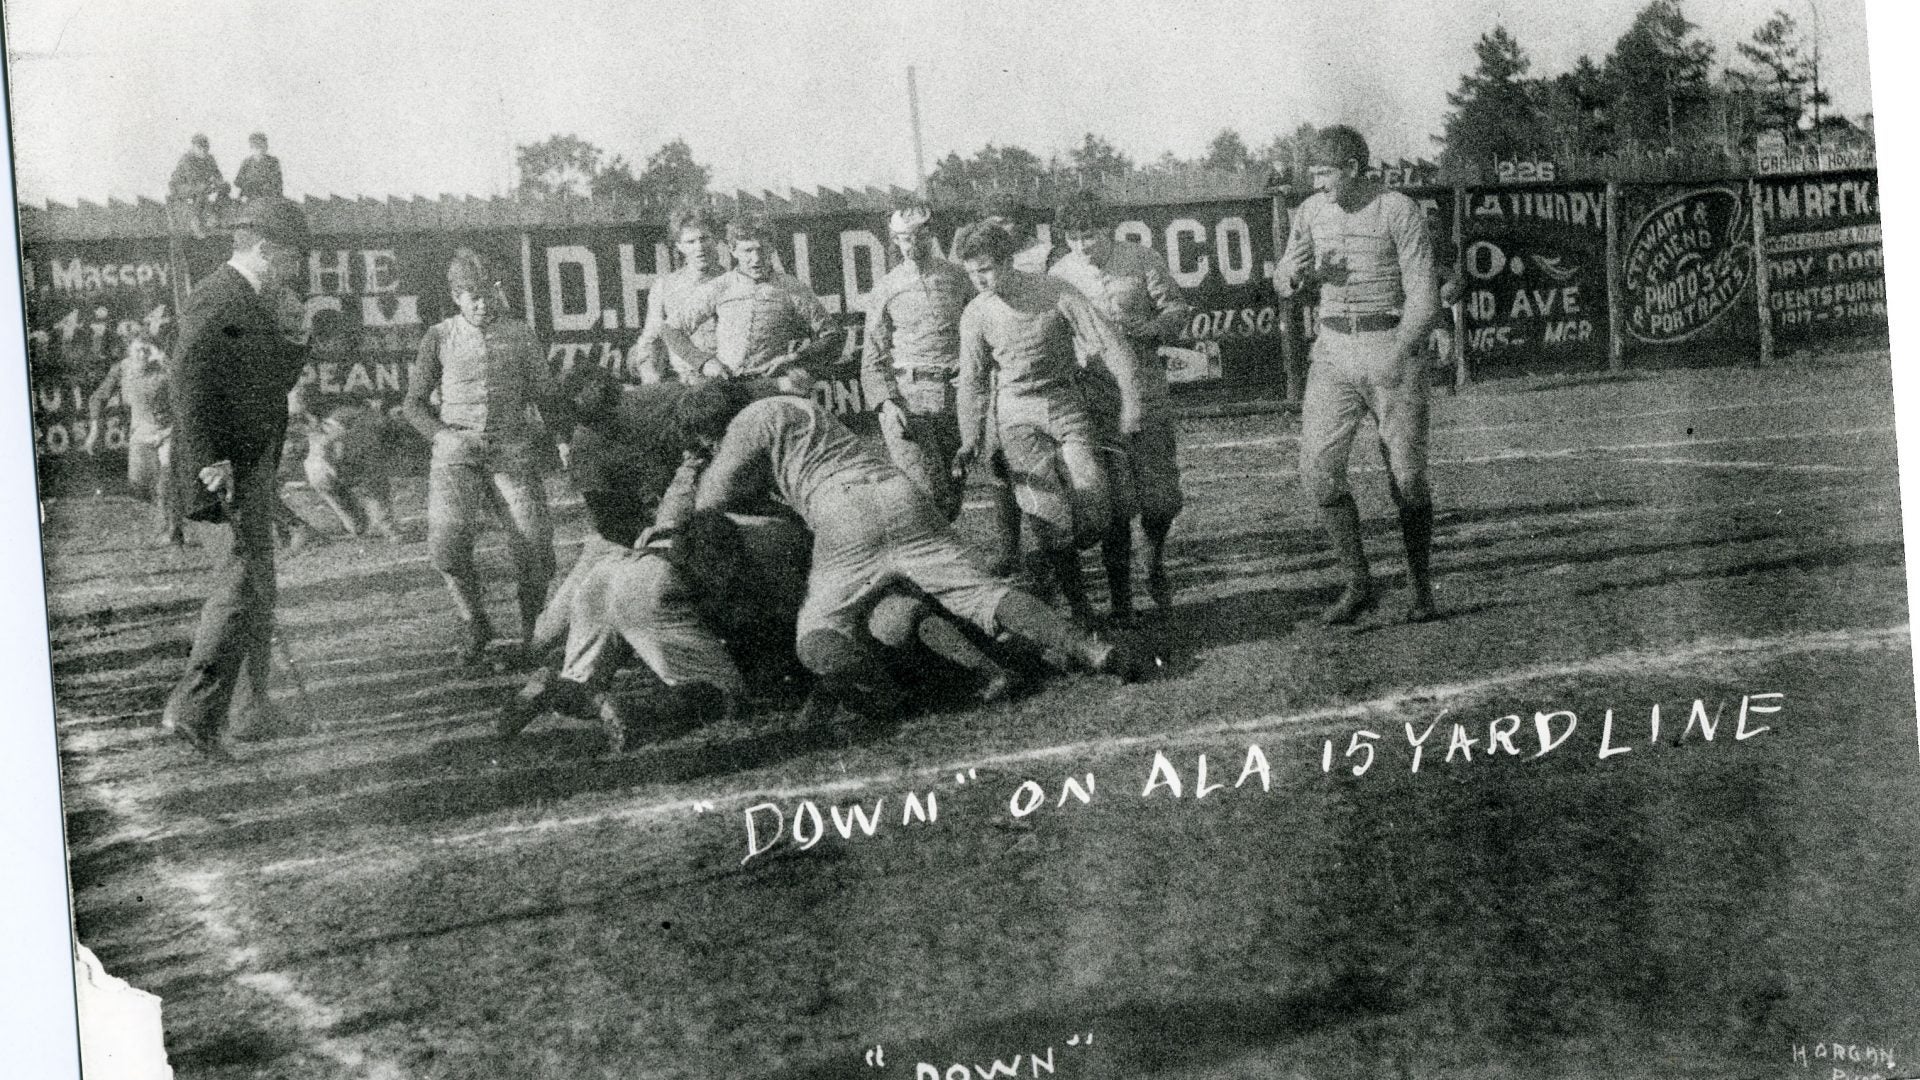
{"left": 990, "top": 590, "right": 1143, "bottom": 683}
{"left": 1133, "top": 422, "right": 1183, "bottom": 609}
{"left": 867, "top": 592, "right": 1016, "bottom": 704}
{"left": 984, "top": 450, "right": 1023, "bottom": 577}
{"left": 1056, "top": 440, "right": 1113, "bottom": 552}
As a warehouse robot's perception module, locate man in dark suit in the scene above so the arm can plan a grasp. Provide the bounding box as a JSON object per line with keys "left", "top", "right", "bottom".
{"left": 162, "top": 197, "right": 313, "bottom": 759}
{"left": 233, "top": 132, "right": 284, "bottom": 202}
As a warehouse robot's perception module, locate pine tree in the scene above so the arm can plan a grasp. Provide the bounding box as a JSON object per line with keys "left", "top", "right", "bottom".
{"left": 1603, "top": 0, "right": 1718, "bottom": 149}
{"left": 1439, "top": 27, "right": 1549, "bottom": 173}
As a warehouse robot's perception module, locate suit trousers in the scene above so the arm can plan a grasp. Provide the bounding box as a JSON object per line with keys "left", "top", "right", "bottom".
{"left": 166, "top": 462, "right": 278, "bottom": 736}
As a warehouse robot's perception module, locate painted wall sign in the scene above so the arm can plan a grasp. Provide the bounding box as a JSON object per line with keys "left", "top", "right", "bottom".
{"left": 1621, "top": 186, "right": 1755, "bottom": 345}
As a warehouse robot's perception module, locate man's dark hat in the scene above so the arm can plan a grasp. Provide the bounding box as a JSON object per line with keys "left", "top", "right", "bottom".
{"left": 232, "top": 196, "right": 310, "bottom": 247}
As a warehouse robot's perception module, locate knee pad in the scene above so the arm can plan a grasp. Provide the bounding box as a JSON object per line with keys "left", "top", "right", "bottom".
{"left": 865, "top": 593, "right": 928, "bottom": 651}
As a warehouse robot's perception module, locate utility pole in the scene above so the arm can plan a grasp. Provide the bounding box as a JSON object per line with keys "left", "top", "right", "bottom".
{"left": 907, "top": 66, "right": 928, "bottom": 191}
{"left": 1804, "top": 0, "right": 1824, "bottom": 141}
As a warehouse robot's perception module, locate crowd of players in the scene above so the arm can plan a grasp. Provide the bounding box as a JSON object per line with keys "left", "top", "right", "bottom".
{"left": 123, "top": 124, "right": 1442, "bottom": 760}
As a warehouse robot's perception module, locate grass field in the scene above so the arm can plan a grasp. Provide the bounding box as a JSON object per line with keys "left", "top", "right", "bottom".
{"left": 46, "top": 353, "right": 1920, "bottom": 1080}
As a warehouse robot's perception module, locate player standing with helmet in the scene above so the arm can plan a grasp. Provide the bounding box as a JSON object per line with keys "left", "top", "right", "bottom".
{"left": 861, "top": 201, "right": 975, "bottom": 523}
{"left": 1272, "top": 125, "right": 1440, "bottom": 625}
{"left": 405, "top": 248, "right": 567, "bottom": 666}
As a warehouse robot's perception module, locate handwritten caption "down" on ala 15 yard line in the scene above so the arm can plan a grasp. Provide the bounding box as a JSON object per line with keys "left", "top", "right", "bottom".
{"left": 737, "top": 693, "right": 1783, "bottom": 864}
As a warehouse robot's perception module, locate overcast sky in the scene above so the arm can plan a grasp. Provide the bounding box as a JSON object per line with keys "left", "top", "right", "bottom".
{"left": 1, "top": 0, "right": 1886, "bottom": 205}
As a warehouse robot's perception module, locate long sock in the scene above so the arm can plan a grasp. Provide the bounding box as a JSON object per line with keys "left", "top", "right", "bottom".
{"left": 1142, "top": 514, "right": 1173, "bottom": 605}
{"left": 989, "top": 487, "right": 1023, "bottom": 574}
{"left": 1321, "top": 494, "right": 1370, "bottom": 586}
{"left": 917, "top": 615, "right": 1009, "bottom": 679}
{"left": 1102, "top": 526, "right": 1133, "bottom": 619}
{"left": 992, "top": 590, "right": 1101, "bottom": 671}
{"left": 1053, "top": 550, "right": 1094, "bottom": 623}
{"left": 441, "top": 570, "right": 494, "bottom": 648}
{"left": 517, "top": 579, "right": 549, "bottom": 643}
{"left": 1399, "top": 502, "right": 1434, "bottom": 601}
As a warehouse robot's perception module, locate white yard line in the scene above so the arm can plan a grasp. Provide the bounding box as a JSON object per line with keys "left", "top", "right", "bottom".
{"left": 1183, "top": 396, "right": 1849, "bottom": 452}
{"left": 1188, "top": 426, "right": 1894, "bottom": 483}
{"left": 1613, "top": 457, "right": 1879, "bottom": 474}
{"left": 245, "top": 623, "right": 1910, "bottom": 878}
{"left": 82, "top": 773, "right": 407, "bottom": 1080}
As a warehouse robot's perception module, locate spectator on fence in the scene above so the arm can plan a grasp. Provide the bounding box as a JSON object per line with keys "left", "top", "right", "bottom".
{"left": 83, "top": 326, "right": 183, "bottom": 548}
{"left": 234, "top": 132, "right": 284, "bottom": 202}
{"left": 167, "top": 134, "right": 229, "bottom": 239}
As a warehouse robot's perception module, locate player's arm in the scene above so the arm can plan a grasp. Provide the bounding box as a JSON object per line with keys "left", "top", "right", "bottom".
{"left": 402, "top": 324, "right": 447, "bottom": 441}
{"left": 784, "top": 283, "right": 845, "bottom": 368}
{"left": 1142, "top": 252, "right": 1194, "bottom": 342}
{"left": 953, "top": 305, "right": 991, "bottom": 472}
{"left": 1061, "top": 289, "right": 1142, "bottom": 434}
{"left": 861, "top": 290, "right": 907, "bottom": 431}
{"left": 171, "top": 300, "right": 232, "bottom": 497}
{"left": 1390, "top": 197, "right": 1439, "bottom": 375}
{"left": 693, "top": 413, "right": 775, "bottom": 513}
{"left": 632, "top": 282, "right": 671, "bottom": 384}
{"left": 1271, "top": 199, "right": 1315, "bottom": 298}
{"left": 82, "top": 361, "right": 124, "bottom": 454}
{"left": 664, "top": 281, "right": 722, "bottom": 375}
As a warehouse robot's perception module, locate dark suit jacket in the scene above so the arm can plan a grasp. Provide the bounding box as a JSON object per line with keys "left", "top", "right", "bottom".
{"left": 234, "top": 154, "right": 284, "bottom": 201}
{"left": 170, "top": 265, "right": 307, "bottom": 523}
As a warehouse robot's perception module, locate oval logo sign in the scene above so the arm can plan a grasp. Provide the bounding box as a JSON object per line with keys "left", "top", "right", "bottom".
{"left": 1622, "top": 187, "right": 1754, "bottom": 344}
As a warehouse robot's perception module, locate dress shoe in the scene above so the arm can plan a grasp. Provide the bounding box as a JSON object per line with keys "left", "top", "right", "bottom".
{"left": 1321, "top": 580, "right": 1378, "bottom": 626}
{"left": 163, "top": 706, "right": 232, "bottom": 761}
